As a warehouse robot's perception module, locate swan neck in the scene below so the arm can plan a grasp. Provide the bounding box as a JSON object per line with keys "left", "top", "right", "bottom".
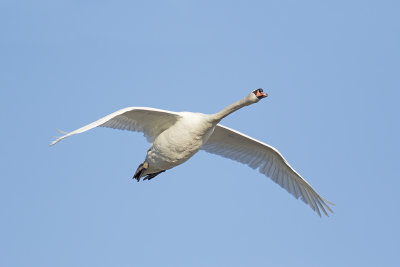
{"left": 213, "top": 97, "right": 252, "bottom": 122}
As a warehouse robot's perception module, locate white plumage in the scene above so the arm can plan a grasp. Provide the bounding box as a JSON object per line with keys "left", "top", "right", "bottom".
{"left": 51, "top": 89, "right": 334, "bottom": 216}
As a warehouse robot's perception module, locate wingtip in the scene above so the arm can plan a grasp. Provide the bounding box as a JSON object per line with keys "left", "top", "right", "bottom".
{"left": 49, "top": 139, "right": 59, "bottom": 146}
{"left": 50, "top": 130, "right": 66, "bottom": 146}
{"left": 325, "top": 199, "right": 336, "bottom": 206}
{"left": 56, "top": 129, "right": 68, "bottom": 134}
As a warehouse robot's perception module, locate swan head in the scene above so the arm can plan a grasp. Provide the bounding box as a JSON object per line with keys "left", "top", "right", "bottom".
{"left": 250, "top": 88, "right": 268, "bottom": 102}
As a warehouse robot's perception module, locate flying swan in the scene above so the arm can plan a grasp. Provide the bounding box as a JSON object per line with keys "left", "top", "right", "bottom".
{"left": 51, "top": 89, "right": 334, "bottom": 216}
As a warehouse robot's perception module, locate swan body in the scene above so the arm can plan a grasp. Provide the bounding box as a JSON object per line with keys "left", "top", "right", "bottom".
{"left": 51, "top": 89, "right": 334, "bottom": 216}
{"left": 144, "top": 112, "right": 216, "bottom": 174}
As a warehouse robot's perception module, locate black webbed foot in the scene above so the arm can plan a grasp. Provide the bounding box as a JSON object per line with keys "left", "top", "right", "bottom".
{"left": 133, "top": 162, "right": 149, "bottom": 182}
{"left": 143, "top": 170, "right": 166, "bottom": 181}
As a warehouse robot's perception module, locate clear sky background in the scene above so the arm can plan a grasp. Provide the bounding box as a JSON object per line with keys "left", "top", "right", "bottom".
{"left": 1, "top": 0, "right": 399, "bottom": 266}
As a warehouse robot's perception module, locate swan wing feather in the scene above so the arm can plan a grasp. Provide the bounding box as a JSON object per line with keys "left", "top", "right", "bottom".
{"left": 51, "top": 107, "right": 181, "bottom": 145}
{"left": 202, "top": 124, "right": 334, "bottom": 216}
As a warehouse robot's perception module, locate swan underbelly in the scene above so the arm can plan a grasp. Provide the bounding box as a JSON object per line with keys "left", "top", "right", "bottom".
{"left": 145, "top": 113, "right": 215, "bottom": 171}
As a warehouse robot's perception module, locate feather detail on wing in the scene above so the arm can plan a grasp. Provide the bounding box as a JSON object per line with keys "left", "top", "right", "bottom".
{"left": 50, "top": 107, "right": 181, "bottom": 146}
{"left": 202, "top": 124, "right": 334, "bottom": 217}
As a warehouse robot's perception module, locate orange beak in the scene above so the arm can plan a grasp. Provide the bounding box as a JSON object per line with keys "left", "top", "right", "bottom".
{"left": 257, "top": 91, "right": 268, "bottom": 98}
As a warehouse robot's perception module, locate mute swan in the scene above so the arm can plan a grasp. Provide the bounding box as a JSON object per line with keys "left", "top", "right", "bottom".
{"left": 51, "top": 89, "right": 334, "bottom": 216}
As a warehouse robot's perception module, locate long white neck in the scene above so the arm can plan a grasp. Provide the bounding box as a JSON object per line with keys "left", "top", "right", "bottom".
{"left": 211, "top": 94, "right": 257, "bottom": 122}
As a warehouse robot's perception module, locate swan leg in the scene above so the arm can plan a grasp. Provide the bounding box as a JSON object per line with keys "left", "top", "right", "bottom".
{"left": 143, "top": 170, "right": 166, "bottom": 181}
{"left": 133, "top": 162, "right": 149, "bottom": 182}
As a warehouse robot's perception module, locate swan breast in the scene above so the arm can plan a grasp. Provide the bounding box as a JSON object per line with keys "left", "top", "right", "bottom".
{"left": 146, "top": 112, "right": 216, "bottom": 170}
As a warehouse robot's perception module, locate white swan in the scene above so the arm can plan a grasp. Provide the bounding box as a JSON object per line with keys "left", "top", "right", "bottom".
{"left": 51, "top": 89, "right": 334, "bottom": 216}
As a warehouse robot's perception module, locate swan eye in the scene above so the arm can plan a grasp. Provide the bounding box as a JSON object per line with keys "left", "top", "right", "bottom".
{"left": 253, "top": 88, "right": 267, "bottom": 99}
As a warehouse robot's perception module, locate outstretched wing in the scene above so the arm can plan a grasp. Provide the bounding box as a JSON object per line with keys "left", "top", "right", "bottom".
{"left": 51, "top": 107, "right": 181, "bottom": 146}
{"left": 202, "top": 124, "right": 334, "bottom": 217}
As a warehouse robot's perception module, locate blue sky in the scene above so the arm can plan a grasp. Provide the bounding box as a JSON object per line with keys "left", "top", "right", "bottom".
{"left": 1, "top": 0, "right": 399, "bottom": 266}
